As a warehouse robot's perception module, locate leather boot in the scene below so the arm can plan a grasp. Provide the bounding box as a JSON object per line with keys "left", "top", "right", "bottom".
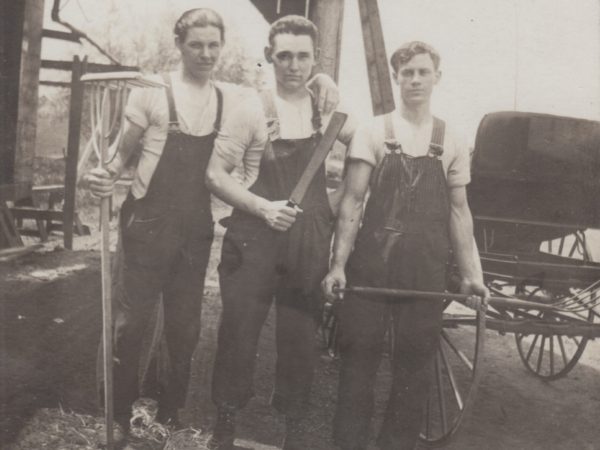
{"left": 208, "top": 405, "right": 236, "bottom": 450}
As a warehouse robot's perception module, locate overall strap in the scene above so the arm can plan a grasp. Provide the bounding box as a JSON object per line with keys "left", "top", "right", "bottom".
{"left": 161, "top": 73, "right": 180, "bottom": 133}
{"left": 383, "top": 112, "right": 403, "bottom": 154}
{"left": 213, "top": 85, "right": 224, "bottom": 132}
{"left": 429, "top": 117, "right": 446, "bottom": 156}
{"left": 383, "top": 112, "right": 396, "bottom": 141}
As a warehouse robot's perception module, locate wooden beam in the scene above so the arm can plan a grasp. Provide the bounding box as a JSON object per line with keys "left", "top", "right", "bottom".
{"left": 42, "top": 28, "right": 80, "bottom": 43}
{"left": 249, "top": 0, "right": 309, "bottom": 23}
{"left": 39, "top": 80, "right": 71, "bottom": 88}
{"left": 358, "top": 0, "right": 395, "bottom": 115}
{"left": 41, "top": 59, "right": 138, "bottom": 73}
{"left": 63, "top": 56, "right": 86, "bottom": 250}
{"left": 10, "top": 207, "right": 64, "bottom": 221}
{"left": 310, "top": 0, "right": 345, "bottom": 82}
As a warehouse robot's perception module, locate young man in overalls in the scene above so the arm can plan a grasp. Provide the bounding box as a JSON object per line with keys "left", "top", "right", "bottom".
{"left": 205, "top": 15, "right": 355, "bottom": 450}
{"left": 83, "top": 8, "right": 338, "bottom": 439}
{"left": 322, "top": 41, "right": 489, "bottom": 450}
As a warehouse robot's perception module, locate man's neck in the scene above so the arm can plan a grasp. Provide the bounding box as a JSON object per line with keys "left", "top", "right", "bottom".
{"left": 178, "top": 66, "right": 211, "bottom": 88}
{"left": 276, "top": 82, "right": 309, "bottom": 103}
{"left": 399, "top": 102, "right": 432, "bottom": 126}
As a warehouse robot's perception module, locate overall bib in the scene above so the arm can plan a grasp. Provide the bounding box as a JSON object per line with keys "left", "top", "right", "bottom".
{"left": 109, "top": 74, "right": 222, "bottom": 421}
{"left": 334, "top": 115, "right": 450, "bottom": 450}
{"left": 212, "top": 92, "right": 333, "bottom": 418}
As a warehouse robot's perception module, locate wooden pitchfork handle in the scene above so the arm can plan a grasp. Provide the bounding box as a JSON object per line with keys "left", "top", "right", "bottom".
{"left": 333, "top": 286, "right": 559, "bottom": 312}
{"left": 99, "top": 89, "right": 115, "bottom": 450}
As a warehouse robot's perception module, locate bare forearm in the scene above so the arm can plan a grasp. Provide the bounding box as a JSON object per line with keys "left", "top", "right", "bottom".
{"left": 450, "top": 205, "right": 482, "bottom": 283}
{"left": 206, "top": 169, "right": 269, "bottom": 218}
{"left": 331, "top": 195, "right": 364, "bottom": 269}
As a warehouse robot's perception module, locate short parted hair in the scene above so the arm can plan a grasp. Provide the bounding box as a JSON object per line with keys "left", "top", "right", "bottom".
{"left": 268, "top": 15, "right": 318, "bottom": 49}
{"left": 174, "top": 8, "right": 225, "bottom": 42}
{"left": 390, "top": 41, "right": 441, "bottom": 72}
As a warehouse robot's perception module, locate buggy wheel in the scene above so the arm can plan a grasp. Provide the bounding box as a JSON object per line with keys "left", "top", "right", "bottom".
{"left": 419, "top": 304, "right": 486, "bottom": 447}
{"left": 514, "top": 308, "right": 595, "bottom": 380}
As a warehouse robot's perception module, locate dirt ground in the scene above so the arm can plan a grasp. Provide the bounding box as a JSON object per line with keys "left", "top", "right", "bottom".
{"left": 1, "top": 228, "right": 600, "bottom": 450}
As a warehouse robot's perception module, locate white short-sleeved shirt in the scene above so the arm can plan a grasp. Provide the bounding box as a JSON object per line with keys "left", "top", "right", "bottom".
{"left": 213, "top": 90, "right": 357, "bottom": 188}
{"left": 114, "top": 69, "right": 252, "bottom": 199}
{"left": 349, "top": 112, "right": 471, "bottom": 188}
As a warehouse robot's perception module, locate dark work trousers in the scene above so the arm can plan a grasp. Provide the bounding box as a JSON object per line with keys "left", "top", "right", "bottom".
{"left": 211, "top": 91, "right": 332, "bottom": 419}
{"left": 333, "top": 115, "right": 450, "bottom": 450}
{"left": 100, "top": 77, "right": 222, "bottom": 423}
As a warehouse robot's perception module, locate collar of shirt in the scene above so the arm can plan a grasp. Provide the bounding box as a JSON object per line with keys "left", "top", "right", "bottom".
{"left": 273, "top": 93, "right": 315, "bottom": 139}
{"left": 170, "top": 69, "right": 217, "bottom": 136}
{"left": 390, "top": 112, "right": 434, "bottom": 157}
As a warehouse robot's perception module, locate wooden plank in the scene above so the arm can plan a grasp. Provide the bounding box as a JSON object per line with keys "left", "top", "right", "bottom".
{"left": 63, "top": 56, "right": 86, "bottom": 250}
{"left": 32, "top": 184, "right": 64, "bottom": 193}
{"left": 42, "top": 28, "right": 80, "bottom": 43}
{"left": 41, "top": 59, "right": 138, "bottom": 73}
{"left": 310, "top": 0, "right": 345, "bottom": 82}
{"left": 10, "top": 207, "right": 64, "bottom": 221}
{"left": 39, "top": 80, "right": 71, "bottom": 88}
{"left": 358, "top": 0, "right": 395, "bottom": 115}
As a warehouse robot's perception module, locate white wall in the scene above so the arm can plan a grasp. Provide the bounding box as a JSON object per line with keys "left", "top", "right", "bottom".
{"left": 339, "top": 0, "right": 600, "bottom": 143}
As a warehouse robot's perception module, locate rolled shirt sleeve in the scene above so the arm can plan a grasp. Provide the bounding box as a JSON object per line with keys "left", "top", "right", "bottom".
{"left": 213, "top": 92, "right": 267, "bottom": 186}
{"left": 124, "top": 87, "right": 155, "bottom": 130}
{"left": 347, "top": 117, "right": 383, "bottom": 167}
{"left": 446, "top": 130, "right": 471, "bottom": 188}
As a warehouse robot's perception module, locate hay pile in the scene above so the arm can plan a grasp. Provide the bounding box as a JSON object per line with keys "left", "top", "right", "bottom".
{"left": 9, "top": 406, "right": 212, "bottom": 450}
{"left": 163, "top": 428, "right": 210, "bottom": 450}
{"left": 8, "top": 407, "right": 125, "bottom": 450}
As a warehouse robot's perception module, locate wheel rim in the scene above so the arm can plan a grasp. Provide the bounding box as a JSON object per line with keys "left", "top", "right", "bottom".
{"left": 514, "top": 308, "right": 594, "bottom": 380}
{"left": 419, "top": 304, "right": 486, "bottom": 447}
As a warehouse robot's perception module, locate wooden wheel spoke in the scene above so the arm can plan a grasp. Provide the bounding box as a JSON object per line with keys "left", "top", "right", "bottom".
{"left": 536, "top": 336, "right": 546, "bottom": 373}
{"left": 549, "top": 336, "right": 555, "bottom": 376}
{"left": 568, "top": 239, "right": 578, "bottom": 257}
{"left": 525, "top": 334, "right": 540, "bottom": 363}
{"left": 557, "top": 335, "right": 568, "bottom": 366}
{"left": 440, "top": 342, "right": 464, "bottom": 410}
{"left": 442, "top": 331, "right": 473, "bottom": 372}
{"left": 435, "top": 353, "right": 448, "bottom": 434}
{"left": 557, "top": 236, "right": 565, "bottom": 255}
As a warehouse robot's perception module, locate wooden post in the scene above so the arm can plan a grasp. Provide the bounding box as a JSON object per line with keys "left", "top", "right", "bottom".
{"left": 358, "top": 0, "right": 395, "bottom": 115}
{"left": 15, "top": 0, "right": 45, "bottom": 186}
{"left": 0, "top": 0, "right": 26, "bottom": 185}
{"left": 310, "top": 0, "right": 345, "bottom": 82}
{"left": 63, "top": 55, "right": 86, "bottom": 250}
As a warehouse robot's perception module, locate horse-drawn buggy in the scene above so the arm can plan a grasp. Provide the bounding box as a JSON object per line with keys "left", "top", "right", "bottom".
{"left": 326, "top": 111, "right": 600, "bottom": 447}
